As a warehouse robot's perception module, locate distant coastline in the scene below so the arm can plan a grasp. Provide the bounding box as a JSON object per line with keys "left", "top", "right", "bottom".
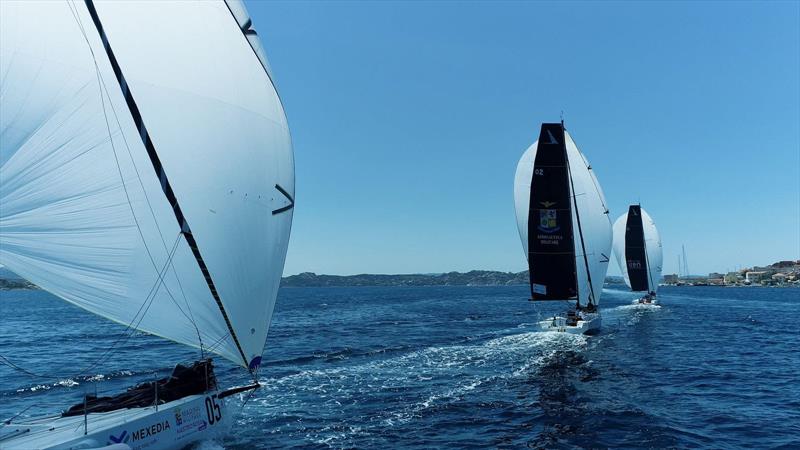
{"left": 2, "top": 260, "right": 798, "bottom": 290}
{"left": 280, "top": 259, "right": 800, "bottom": 288}
{"left": 281, "top": 270, "right": 532, "bottom": 287}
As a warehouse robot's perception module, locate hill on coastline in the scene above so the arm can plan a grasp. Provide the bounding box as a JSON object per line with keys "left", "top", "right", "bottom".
{"left": 0, "top": 265, "right": 625, "bottom": 290}
{"left": 0, "top": 268, "right": 618, "bottom": 290}
{"left": 282, "top": 270, "right": 532, "bottom": 287}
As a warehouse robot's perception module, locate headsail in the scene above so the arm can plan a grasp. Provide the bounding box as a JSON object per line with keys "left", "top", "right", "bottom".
{"left": 613, "top": 206, "right": 662, "bottom": 293}
{"left": 0, "top": 1, "right": 293, "bottom": 370}
{"left": 514, "top": 123, "right": 612, "bottom": 306}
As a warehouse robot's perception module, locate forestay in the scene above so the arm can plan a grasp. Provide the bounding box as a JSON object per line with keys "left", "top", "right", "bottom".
{"left": 0, "top": 1, "right": 294, "bottom": 371}
{"left": 513, "top": 124, "right": 612, "bottom": 306}
{"left": 613, "top": 206, "right": 663, "bottom": 293}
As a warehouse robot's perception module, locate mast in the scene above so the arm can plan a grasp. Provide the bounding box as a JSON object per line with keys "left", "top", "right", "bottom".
{"left": 682, "top": 245, "right": 690, "bottom": 279}
{"left": 83, "top": 0, "right": 250, "bottom": 370}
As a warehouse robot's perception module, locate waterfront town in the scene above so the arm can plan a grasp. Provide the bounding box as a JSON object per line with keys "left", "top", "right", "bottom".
{"left": 662, "top": 260, "right": 800, "bottom": 287}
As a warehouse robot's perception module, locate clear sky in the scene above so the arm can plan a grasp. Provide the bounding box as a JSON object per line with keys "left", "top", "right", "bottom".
{"left": 247, "top": 1, "right": 800, "bottom": 276}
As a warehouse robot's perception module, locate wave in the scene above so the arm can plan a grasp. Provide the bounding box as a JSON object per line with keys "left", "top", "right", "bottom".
{"left": 602, "top": 287, "right": 636, "bottom": 295}
{"left": 616, "top": 303, "right": 662, "bottom": 311}
{"left": 237, "top": 329, "right": 588, "bottom": 446}
{"left": 264, "top": 344, "right": 416, "bottom": 367}
{"left": 4, "top": 369, "right": 139, "bottom": 397}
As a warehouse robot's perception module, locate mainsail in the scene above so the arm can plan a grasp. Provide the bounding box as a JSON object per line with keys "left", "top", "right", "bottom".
{"left": 514, "top": 123, "right": 612, "bottom": 306}
{"left": 0, "top": 1, "right": 294, "bottom": 371}
{"left": 524, "top": 124, "right": 577, "bottom": 300}
{"left": 613, "top": 206, "right": 662, "bottom": 293}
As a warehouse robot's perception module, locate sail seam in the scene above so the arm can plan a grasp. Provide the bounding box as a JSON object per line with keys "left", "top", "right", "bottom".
{"left": 83, "top": 0, "right": 250, "bottom": 369}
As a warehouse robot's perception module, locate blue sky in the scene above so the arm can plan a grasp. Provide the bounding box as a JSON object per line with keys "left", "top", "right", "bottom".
{"left": 248, "top": 1, "right": 800, "bottom": 276}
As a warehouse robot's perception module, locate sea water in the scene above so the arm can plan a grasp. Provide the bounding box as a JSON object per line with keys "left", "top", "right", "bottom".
{"left": 1, "top": 285, "right": 798, "bottom": 448}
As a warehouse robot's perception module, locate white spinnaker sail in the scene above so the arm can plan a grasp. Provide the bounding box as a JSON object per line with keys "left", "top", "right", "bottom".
{"left": 612, "top": 208, "right": 663, "bottom": 292}
{"left": 513, "top": 129, "right": 612, "bottom": 306}
{"left": 513, "top": 144, "right": 535, "bottom": 258}
{"left": 0, "top": 1, "right": 293, "bottom": 370}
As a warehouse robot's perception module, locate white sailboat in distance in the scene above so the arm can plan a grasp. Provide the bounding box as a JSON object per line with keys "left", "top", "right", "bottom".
{"left": 0, "top": 1, "right": 294, "bottom": 449}
{"left": 613, "top": 205, "right": 663, "bottom": 304}
{"left": 513, "top": 122, "right": 612, "bottom": 335}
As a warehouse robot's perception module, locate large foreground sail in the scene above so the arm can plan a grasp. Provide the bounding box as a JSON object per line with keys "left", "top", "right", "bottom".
{"left": 514, "top": 123, "right": 612, "bottom": 307}
{"left": 0, "top": 1, "right": 294, "bottom": 370}
{"left": 613, "top": 205, "right": 662, "bottom": 293}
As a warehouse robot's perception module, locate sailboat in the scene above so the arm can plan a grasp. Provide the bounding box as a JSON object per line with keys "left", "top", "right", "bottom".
{"left": 0, "top": 1, "right": 294, "bottom": 449}
{"left": 612, "top": 205, "right": 663, "bottom": 304}
{"left": 513, "top": 122, "right": 612, "bottom": 335}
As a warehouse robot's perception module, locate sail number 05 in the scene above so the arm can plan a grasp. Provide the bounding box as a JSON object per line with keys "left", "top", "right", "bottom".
{"left": 205, "top": 394, "right": 222, "bottom": 424}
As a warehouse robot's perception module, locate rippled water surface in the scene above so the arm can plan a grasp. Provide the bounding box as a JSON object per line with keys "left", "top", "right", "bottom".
{"left": 2, "top": 285, "right": 799, "bottom": 449}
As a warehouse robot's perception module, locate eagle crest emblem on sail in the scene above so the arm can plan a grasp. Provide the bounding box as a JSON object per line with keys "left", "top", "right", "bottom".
{"left": 538, "top": 209, "right": 559, "bottom": 233}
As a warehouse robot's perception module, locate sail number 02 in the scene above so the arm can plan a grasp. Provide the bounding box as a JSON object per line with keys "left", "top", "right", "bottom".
{"left": 205, "top": 394, "right": 222, "bottom": 424}
{"left": 534, "top": 168, "right": 544, "bottom": 176}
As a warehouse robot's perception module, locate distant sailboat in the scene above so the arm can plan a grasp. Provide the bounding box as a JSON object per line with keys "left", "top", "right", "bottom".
{"left": 0, "top": 1, "right": 294, "bottom": 449}
{"left": 513, "top": 122, "right": 612, "bottom": 335}
{"left": 612, "top": 205, "right": 663, "bottom": 304}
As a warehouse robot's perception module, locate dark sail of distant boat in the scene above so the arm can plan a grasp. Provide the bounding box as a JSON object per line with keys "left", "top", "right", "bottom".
{"left": 624, "top": 205, "right": 651, "bottom": 291}
{"left": 613, "top": 205, "right": 663, "bottom": 294}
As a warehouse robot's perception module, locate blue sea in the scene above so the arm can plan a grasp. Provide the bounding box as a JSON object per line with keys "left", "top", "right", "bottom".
{"left": 1, "top": 285, "right": 799, "bottom": 449}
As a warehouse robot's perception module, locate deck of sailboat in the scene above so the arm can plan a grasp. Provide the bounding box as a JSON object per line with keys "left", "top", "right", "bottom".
{"left": 632, "top": 299, "right": 660, "bottom": 307}
{"left": 0, "top": 393, "right": 208, "bottom": 450}
{"left": 537, "top": 313, "right": 601, "bottom": 335}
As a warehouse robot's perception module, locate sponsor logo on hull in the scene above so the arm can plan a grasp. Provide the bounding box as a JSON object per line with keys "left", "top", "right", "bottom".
{"left": 131, "top": 420, "right": 171, "bottom": 441}
{"left": 107, "top": 419, "right": 171, "bottom": 448}
{"left": 108, "top": 430, "right": 130, "bottom": 445}
{"left": 175, "top": 403, "right": 211, "bottom": 439}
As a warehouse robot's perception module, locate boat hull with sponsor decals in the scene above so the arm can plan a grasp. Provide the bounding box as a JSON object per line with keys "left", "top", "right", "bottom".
{"left": 0, "top": 392, "right": 229, "bottom": 450}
